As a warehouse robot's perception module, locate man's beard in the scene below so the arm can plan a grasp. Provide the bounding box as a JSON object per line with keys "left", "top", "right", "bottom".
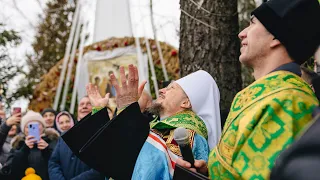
{"left": 146, "top": 102, "right": 164, "bottom": 117}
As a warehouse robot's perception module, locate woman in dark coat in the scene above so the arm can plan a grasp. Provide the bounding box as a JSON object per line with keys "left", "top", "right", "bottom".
{"left": 48, "top": 111, "right": 104, "bottom": 180}
{"left": 0, "top": 113, "right": 21, "bottom": 166}
{"left": 0, "top": 111, "right": 59, "bottom": 180}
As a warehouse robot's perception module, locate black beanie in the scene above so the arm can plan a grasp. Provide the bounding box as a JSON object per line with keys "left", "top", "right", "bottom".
{"left": 252, "top": 0, "right": 320, "bottom": 64}
{"left": 41, "top": 108, "right": 57, "bottom": 116}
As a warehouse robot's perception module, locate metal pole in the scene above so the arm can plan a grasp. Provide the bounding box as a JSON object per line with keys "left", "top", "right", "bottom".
{"left": 125, "top": 0, "right": 134, "bottom": 36}
{"left": 139, "top": 1, "right": 159, "bottom": 97}
{"left": 127, "top": 0, "right": 148, "bottom": 87}
{"left": 145, "top": 37, "right": 159, "bottom": 98}
{"left": 70, "top": 18, "right": 87, "bottom": 114}
{"left": 155, "top": 40, "right": 169, "bottom": 81}
{"left": 149, "top": 0, "right": 169, "bottom": 81}
{"left": 53, "top": 3, "right": 80, "bottom": 110}
{"left": 60, "top": 7, "right": 82, "bottom": 111}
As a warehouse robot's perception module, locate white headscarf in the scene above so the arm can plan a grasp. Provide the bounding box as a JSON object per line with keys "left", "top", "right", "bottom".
{"left": 176, "top": 70, "right": 221, "bottom": 149}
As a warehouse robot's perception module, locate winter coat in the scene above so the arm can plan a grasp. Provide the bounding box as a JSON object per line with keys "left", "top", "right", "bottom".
{"left": 48, "top": 137, "right": 105, "bottom": 180}
{"left": 0, "top": 128, "right": 59, "bottom": 180}
{"left": 0, "top": 123, "right": 12, "bottom": 165}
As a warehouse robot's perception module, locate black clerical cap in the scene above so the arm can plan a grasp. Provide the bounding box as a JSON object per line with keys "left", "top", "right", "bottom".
{"left": 252, "top": 0, "right": 320, "bottom": 64}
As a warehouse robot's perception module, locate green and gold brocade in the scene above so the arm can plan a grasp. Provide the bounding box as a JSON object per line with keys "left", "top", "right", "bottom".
{"left": 208, "top": 71, "right": 319, "bottom": 179}
{"left": 150, "top": 110, "right": 208, "bottom": 140}
{"left": 150, "top": 110, "right": 208, "bottom": 157}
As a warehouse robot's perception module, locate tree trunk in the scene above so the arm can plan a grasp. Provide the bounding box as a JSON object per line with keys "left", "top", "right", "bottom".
{"left": 238, "top": 0, "right": 256, "bottom": 88}
{"left": 179, "top": 0, "right": 242, "bottom": 120}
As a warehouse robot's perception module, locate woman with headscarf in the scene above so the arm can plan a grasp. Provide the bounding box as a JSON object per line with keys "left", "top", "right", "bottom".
{"left": 55, "top": 111, "right": 74, "bottom": 134}
{"left": 49, "top": 111, "right": 104, "bottom": 180}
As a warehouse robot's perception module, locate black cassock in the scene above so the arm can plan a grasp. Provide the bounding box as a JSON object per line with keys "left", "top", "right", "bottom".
{"left": 62, "top": 103, "right": 150, "bottom": 180}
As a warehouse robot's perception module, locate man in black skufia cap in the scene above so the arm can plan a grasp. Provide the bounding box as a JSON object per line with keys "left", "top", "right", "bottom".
{"left": 252, "top": 0, "right": 320, "bottom": 65}
{"left": 176, "top": 0, "right": 320, "bottom": 179}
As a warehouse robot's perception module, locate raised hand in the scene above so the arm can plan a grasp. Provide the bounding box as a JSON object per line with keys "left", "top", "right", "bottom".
{"left": 6, "top": 113, "right": 21, "bottom": 126}
{"left": 86, "top": 83, "right": 110, "bottom": 107}
{"left": 110, "top": 65, "right": 147, "bottom": 109}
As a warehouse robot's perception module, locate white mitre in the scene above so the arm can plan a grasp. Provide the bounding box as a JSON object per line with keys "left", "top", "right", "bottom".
{"left": 176, "top": 70, "right": 221, "bottom": 149}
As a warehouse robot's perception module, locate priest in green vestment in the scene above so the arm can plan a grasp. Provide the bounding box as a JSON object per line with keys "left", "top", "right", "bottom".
{"left": 176, "top": 0, "right": 320, "bottom": 179}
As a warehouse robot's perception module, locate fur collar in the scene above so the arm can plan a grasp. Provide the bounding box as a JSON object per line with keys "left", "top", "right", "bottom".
{"left": 11, "top": 128, "right": 60, "bottom": 149}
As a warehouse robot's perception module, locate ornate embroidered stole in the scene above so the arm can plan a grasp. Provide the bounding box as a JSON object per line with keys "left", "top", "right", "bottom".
{"left": 150, "top": 110, "right": 208, "bottom": 139}
{"left": 151, "top": 129, "right": 196, "bottom": 157}
{"left": 150, "top": 110, "right": 207, "bottom": 156}
{"left": 208, "top": 71, "right": 319, "bottom": 179}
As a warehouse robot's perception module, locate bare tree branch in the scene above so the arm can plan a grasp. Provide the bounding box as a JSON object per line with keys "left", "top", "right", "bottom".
{"left": 35, "top": 0, "right": 44, "bottom": 11}
{"left": 12, "top": 0, "right": 37, "bottom": 29}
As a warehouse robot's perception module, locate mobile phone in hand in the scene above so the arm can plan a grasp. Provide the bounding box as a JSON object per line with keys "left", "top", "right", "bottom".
{"left": 28, "top": 123, "right": 40, "bottom": 143}
{"left": 13, "top": 107, "right": 21, "bottom": 117}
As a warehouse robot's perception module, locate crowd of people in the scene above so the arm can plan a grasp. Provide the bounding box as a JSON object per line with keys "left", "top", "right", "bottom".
{"left": 0, "top": 96, "right": 112, "bottom": 180}
{"left": 0, "top": 0, "right": 319, "bottom": 179}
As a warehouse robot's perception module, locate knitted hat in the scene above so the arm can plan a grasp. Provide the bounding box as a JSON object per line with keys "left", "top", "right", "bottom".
{"left": 21, "top": 111, "right": 46, "bottom": 133}
{"left": 252, "top": 0, "right": 320, "bottom": 64}
{"left": 22, "top": 168, "right": 42, "bottom": 180}
{"left": 41, "top": 108, "right": 57, "bottom": 116}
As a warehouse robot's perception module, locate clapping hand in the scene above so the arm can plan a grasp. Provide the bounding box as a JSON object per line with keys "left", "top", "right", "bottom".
{"left": 110, "top": 65, "right": 147, "bottom": 109}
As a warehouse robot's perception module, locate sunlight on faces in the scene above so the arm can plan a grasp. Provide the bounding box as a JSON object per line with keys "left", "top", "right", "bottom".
{"left": 58, "top": 114, "right": 72, "bottom": 132}
{"left": 238, "top": 16, "right": 275, "bottom": 67}
{"left": 150, "top": 81, "right": 191, "bottom": 117}
{"left": 43, "top": 112, "right": 55, "bottom": 128}
{"left": 77, "top": 97, "right": 92, "bottom": 121}
{"left": 24, "top": 121, "right": 44, "bottom": 136}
